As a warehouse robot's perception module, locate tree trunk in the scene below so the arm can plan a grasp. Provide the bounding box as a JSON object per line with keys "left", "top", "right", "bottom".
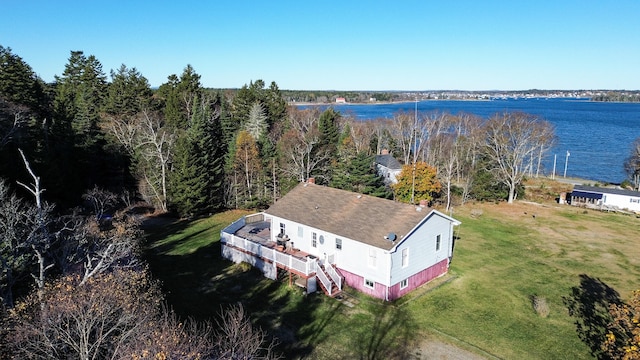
{"left": 508, "top": 183, "right": 516, "bottom": 204}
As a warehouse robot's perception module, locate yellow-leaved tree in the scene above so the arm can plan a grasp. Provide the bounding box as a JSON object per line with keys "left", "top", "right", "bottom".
{"left": 392, "top": 161, "right": 441, "bottom": 205}
{"left": 603, "top": 290, "right": 640, "bottom": 359}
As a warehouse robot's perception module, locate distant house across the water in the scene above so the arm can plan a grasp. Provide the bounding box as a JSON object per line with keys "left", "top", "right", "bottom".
{"left": 570, "top": 185, "right": 640, "bottom": 213}
{"left": 375, "top": 149, "right": 403, "bottom": 185}
{"left": 335, "top": 97, "right": 346, "bottom": 104}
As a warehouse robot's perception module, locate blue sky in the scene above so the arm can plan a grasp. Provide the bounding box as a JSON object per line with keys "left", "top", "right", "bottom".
{"left": 2, "top": 1, "right": 639, "bottom": 90}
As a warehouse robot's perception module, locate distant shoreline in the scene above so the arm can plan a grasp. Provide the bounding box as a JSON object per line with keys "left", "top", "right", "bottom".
{"left": 291, "top": 99, "right": 493, "bottom": 106}
{"left": 289, "top": 97, "right": 614, "bottom": 107}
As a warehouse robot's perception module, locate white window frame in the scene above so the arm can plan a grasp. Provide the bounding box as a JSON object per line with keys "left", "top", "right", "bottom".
{"left": 401, "top": 248, "right": 409, "bottom": 267}
{"left": 400, "top": 278, "right": 408, "bottom": 289}
{"left": 364, "top": 278, "right": 374, "bottom": 289}
{"left": 279, "top": 222, "right": 286, "bottom": 236}
{"left": 312, "top": 232, "right": 317, "bottom": 248}
{"left": 436, "top": 234, "right": 441, "bottom": 251}
{"left": 336, "top": 238, "right": 342, "bottom": 250}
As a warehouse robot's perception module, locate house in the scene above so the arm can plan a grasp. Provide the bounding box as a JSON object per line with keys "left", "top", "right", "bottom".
{"left": 335, "top": 97, "right": 346, "bottom": 104}
{"left": 570, "top": 185, "right": 640, "bottom": 213}
{"left": 375, "top": 149, "right": 403, "bottom": 185}
{"left": 220, "top": 180, "right": 461, "bottom": 301}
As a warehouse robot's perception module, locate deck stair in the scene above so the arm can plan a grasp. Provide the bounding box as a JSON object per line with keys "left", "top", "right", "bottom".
{"left": 317, "top": 265, "right": 342, "bottom": 297}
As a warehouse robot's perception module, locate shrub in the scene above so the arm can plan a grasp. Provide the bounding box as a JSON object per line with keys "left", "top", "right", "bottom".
{"left": 531, "top": 295, "right": 550, "bottom": 318}
{"left": 470, "top": 209, "right": 483, "bottom": 218}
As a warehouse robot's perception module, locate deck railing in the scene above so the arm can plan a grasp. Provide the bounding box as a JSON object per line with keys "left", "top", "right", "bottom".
{"left": 325, "top": 264, "right": 342, "bottom": 291}
{"left": 221, "top": 218, "right": 246, "bottom": 243}
{"left": 244, "top": 213, "right": 265, "bottom": 224}
{"left": 316, "top": 266, "right": 333, "bottom": 296}
{"left": 222, "top": 231, "right": 317, "bottom": 276}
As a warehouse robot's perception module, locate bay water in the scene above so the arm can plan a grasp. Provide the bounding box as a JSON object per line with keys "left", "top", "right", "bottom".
{"left": 300, "top": 98, "right": 640, "bottom": 184}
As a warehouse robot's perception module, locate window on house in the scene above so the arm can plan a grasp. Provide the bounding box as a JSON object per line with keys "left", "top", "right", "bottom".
{"left": 336, "top": 238, "right": 342, "bottom": 250}
{"left": 312, "top": 232, "right": 317, "bottom": 248}
{"left": 402, "top": 248, "right": 409, "bottom": 267}
{"left": 368, "top": 248, "right": 377, "bottom": 268}
{"left": 364, "top": 279, "right": 374, "bottom": 289}
{"left": 400, "top": 278, "right": 408, "bottom": 289}
{"left": 298, "top": 226, "right": 303, "bottom": 238}
{"left": 319, "top": 235, "right": 324, "bottom": 245}
{"left": 436, "top": 234, "right": 441, "bottom": 251}
{"left": 279, "top": 223, "right": 285, "bottom": 236}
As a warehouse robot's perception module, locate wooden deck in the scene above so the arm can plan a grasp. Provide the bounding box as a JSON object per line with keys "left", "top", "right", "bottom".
{"left": 233, "top": 220, "right": 313, "bottom": 265}
{"left": 221, "top": 213, "right": 341, "bottom": 297}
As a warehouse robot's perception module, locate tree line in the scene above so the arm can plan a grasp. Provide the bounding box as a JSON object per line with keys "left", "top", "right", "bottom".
{"left": 591, "top": 91, "right": 640, "bottom": 103}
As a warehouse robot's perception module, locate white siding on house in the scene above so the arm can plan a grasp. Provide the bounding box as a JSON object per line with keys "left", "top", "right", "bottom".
{"left": 389, "top": 212, "right": 453, "bottom": 287}
{"left": 376, "top": 164, "right": 401, "bottom": 185}
{"left": 269, "top": 214, "right": 393, "bottom": 284}
{"left": 603, "top": 193, "right": 640, "bottom": 212}
{"left": 268, "top": 215, "right": 338, "bottom": 263}
{"left": 335, "top": 238, "right": 391, "bottom": 285}
{"left": 267, "top": 210, "right": 457, "bottom": 289}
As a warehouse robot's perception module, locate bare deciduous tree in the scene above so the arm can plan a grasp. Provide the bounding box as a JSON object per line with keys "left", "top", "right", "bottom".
{"left": 121, "top": 307, "right": 214, "bottom": 359}
{"left": 483, "top": 112, "right": 555, "bottom": 203}
{"left": 389, "top": 111, "right": 419, "bottom": 165}
{"left": 16, "top": 149, "right": 57, "bottom": 304}
{"left": 9, "top": 270, "right": 160, "bottom": 360}
{"left": 0, "top": 179, "right": 37, "bottom": 307}
{"left": 451, "top": 113, "right": 484, "bottom": 204}
{"left": 347, "top": 119, "right": 376, "bottom": 155}
{"left": 214, "top": 303, "right": 281, "bottom": 360}
{"left": 624, "top": 137, "right": 640, "bottom": 191}
{"left": 105, "top": 110, "right": 174, "bottom": 212}
{"left": 74, "top": 212, "right": 141, "bottom": 285}
{"left": 0, "top": 98, "right": 28, "bottom": 149}
{"left": 82, "top": 186, "right": 119, "bottom": 221}
{"left": 278, "top": 108, "right": 330, "bottom": 182}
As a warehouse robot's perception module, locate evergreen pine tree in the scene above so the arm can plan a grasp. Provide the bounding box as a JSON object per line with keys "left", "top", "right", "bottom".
{"left": 331, "top": 152, "right": 390, "bottom": 198}
{"left": 103, "top": 64, "right": 152, "bottom": 116}
{"left": 0, "top": 46, "right": 51, "bottom": 192}
{"left": 318, "top": 108, "right": 341, "bottom": 150}
{"left": 50, "top": 51, "right": 107, "bottom": 204}
{"left": 168, "top": 92, "right": 226, "bottom": 216}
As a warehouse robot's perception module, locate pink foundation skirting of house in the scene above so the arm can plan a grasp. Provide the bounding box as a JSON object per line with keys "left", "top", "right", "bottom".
{"left": 338, "top": 258, "right": 449, "bottom": 301}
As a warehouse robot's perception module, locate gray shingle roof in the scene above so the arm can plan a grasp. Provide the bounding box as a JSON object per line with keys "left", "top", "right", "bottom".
{"left": 265, "top": 183, "right": 436, "bottom": 250}
{"left": 375, "top": 154, "right": 403, "bottom": 170}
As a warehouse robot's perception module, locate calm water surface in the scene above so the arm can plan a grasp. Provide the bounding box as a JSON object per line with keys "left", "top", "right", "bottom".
{"left": 300, "top": 99, "right": 640, "bottom": 184}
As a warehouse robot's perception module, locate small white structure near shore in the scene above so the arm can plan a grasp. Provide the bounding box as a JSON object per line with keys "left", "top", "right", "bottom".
{"left": 570, "top": 185, "right": 640, "bottom": 213}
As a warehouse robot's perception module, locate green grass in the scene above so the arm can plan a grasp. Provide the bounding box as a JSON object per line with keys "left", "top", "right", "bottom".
{"left": 143, "top": 203, "right": 640, "bottom": 359}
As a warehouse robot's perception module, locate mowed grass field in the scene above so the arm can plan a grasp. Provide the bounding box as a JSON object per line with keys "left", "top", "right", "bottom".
{"left": 143, "top": 198, "right": 640, "bottom": 359}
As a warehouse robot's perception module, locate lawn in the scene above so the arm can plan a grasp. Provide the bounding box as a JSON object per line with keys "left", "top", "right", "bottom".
{"left": 143, "top": 200, "right": 640, "bottom": 359}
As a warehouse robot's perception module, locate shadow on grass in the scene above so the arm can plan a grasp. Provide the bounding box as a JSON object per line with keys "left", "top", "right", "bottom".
{"left": 285, "top": 294, "right": 343, "bottom": 357}
{"left": 349, "top": 303, "right": 419, "bottom": 360}
{"left": 142, "top": 214, "right": 349, "bottom": 358}
{"left": 142, "top": 213, "right": 421, "bottom": 358}
{"left": 563, "top": 274, "right": 621, "bottom": 359}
